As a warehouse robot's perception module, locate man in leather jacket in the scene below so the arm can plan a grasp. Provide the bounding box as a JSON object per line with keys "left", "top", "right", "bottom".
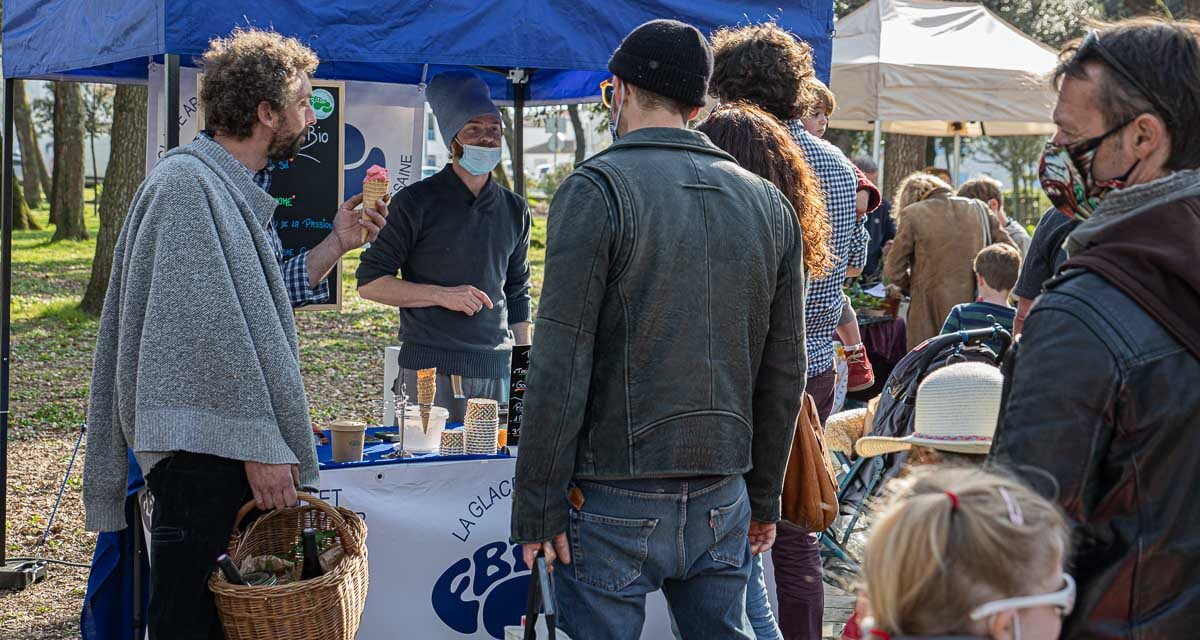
{"left": 991, "top": 18, "right": 1200, "bottom": 639}
{"left": 511, "top": 20, "right": 806, "bottom": 638}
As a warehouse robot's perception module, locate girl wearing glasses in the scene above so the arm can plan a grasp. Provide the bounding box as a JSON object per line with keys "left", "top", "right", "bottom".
{"left": 861, "top": 466, "right": 1073, "bottom": 640}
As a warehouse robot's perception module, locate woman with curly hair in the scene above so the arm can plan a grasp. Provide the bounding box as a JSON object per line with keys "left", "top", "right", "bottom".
{"left": 710, "top": 25, "right": 871, "bottom": 640}
{"left": 885, "top": 172, "right": 1015, "bottom": 350}
{"left": 696, "top": 100, "right": 833, "bottom": 640}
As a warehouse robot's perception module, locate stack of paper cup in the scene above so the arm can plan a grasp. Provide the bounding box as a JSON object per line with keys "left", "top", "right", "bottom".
{"left": 439, "top": 428, "right": 464, "bottom": 456}
{"left": 465, "top": 398, "right": 499, "bottom": 455}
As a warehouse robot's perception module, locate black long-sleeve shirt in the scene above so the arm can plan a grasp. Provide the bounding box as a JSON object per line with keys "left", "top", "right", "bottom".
{"left": 356, "top": 165, "right": 531, "bottom": 379}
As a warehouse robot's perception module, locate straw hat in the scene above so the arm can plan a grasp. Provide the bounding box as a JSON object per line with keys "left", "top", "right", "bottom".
{"left": 855, "top": 362, "right": 1002, "bottom": 458}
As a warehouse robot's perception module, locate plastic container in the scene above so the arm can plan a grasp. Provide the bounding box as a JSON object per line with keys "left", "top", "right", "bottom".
{"left": 329, "top": 420, "right": 367, "bottom": 462}
{"left": 401, "top": 405, "right": 449, "bottom": 452}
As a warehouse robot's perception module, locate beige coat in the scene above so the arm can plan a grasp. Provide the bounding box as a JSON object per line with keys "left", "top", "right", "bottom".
{"left": 884, "top": 190, "right": 1015, "bottom": 351}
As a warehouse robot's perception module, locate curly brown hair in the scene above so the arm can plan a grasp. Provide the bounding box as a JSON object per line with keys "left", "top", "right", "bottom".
{"left": 696, "top": 102, "right": 835, "bottom": 279}
{"left": 200, "top": 28, "right": 319, "bottom": 139}
{"left": 709, "top": 24, "right": 816, "bottom": 122}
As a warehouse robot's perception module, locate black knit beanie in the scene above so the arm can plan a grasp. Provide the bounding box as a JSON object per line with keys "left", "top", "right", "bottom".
{"left": 608, "top": 19, "right": 712, "bottom": 107}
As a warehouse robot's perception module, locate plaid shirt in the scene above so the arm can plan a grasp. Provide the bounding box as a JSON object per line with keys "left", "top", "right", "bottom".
{"left": 196, "top": 132, "right": 329, "bottom": 306}
{"left": 787, "top": 121, "right": 869, "bottom": 377}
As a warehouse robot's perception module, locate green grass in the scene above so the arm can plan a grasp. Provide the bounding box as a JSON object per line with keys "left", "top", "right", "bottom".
{"left": 8, "top": 190, "right": 548, "bottom": 437}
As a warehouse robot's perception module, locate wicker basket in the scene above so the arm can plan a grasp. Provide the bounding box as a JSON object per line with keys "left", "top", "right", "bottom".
{"left": 210, "top": 493, "right": 369, "bottom": 640}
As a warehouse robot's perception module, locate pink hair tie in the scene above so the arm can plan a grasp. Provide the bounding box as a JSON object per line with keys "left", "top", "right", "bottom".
{"left": 945, "top": 490, "right": 960, "bottom": 511}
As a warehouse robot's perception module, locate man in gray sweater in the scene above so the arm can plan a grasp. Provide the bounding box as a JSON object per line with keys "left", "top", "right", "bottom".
{"left": 82, "top": 29, "right": 385, "bottom": 638}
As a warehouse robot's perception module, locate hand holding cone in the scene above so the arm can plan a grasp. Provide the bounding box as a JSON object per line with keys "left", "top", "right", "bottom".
{"left": 361, "top": 165, "right": 389, "bottom": 244}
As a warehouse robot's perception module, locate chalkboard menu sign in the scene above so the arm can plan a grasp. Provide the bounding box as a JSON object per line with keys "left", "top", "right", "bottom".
{"left": 508, "top": 345, "right": 531, "bottom": 445}
{"left": 268, "top": 81, "right": 346, "bottom": 310}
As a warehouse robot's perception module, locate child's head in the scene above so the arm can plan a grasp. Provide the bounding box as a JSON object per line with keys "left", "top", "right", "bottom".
{"left": 974, "top": 243, "right": 1021, "bottom": 297}
{"left": 800, "top": 78, "right": 836, "bottom": 138}
{"left": 958, "top": 175, "right": 1005, "bottom": 214}
{"left": 864, "top": 466, "right": 1072, "bottom": 640}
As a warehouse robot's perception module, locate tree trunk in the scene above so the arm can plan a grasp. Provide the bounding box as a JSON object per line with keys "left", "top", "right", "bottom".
{"left": 50, "top": 82, "right": 88, "bottom": 241}
{"left": 500, "top": 108, "right": 517, "bottom": 165}
{"left": 89, "top": 130, "right": 99, "bottom": 217}
{"left": 882, "top": 133, "right": 928, "bottom": 204}
{"left": 34, "top": 124, "right": 52, "bottom": 202}
{"left": 568, "top": 104, "right": 587, "bottom": 164}
{"left": 13, "top": 80, "right": 43, "bottom": 208}
{"left": 48, "top": 84, "right": 60, "bottom": 227}
{"left": 8, "top": 174, "right": 37, "bottom": 231}
{"left": 492, "top": 162, "right": 512, "bottom": 190}
{"left": 81, "top": 85, "right": 146, "bottom": 315}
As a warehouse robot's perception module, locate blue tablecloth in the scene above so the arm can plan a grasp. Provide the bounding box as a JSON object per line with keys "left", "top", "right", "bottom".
{"left": 317, "top": 425, "right": 511, "bottom": 470}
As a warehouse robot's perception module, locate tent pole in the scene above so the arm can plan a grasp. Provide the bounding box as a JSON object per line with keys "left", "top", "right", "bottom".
{"left": 952, "top": 133, "right": 961, "bottom": 187}
{"left": 873, "top": 120, "right": 884, "bottom": 190}
{"left": 509, "top": 69, "right": 529, "bottom": 198}
{"left": 0, "top": 78, "right": 14, "bottom": 571}
{"left": 165, "top": 54, "right": 181, "bottom": 149}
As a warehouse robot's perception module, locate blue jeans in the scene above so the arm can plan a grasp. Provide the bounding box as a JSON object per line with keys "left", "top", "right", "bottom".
{"left": 746, "top": 554, "right": 783, "bottom": 639}
{"left": 555, "top": 475, "right": 756, "bottom": 640}
{"left": 667, "top": 553, "right": 781, "bottom": 640}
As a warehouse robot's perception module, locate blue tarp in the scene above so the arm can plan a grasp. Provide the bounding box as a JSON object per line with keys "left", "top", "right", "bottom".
{"left": 2, "top": 0, "right": 833, "bottom": 100}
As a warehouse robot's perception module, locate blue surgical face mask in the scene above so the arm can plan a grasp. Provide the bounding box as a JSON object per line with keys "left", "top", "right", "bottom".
{"left": 456, "top": 141, "right": 502, "bottom": 176}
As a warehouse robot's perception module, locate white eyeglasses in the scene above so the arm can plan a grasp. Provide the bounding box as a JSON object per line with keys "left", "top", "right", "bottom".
{"left": 970, "top": 574, "right": 1076, "bottom": 621}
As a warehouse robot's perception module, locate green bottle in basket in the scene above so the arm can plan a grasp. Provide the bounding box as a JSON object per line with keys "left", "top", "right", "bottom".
{"left": 301, "top": 528, "right": 324, "bottom": 580}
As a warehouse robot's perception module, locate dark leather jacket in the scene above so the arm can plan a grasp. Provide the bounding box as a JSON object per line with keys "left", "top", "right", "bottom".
{"left": 512, "top": 127, "right": 807, "bottom": 543}
{"left": 993, "top": 269, "right": 1200, "bottom": 639}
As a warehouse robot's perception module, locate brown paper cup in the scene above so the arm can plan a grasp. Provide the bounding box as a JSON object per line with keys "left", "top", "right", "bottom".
{"left": 329, "top": 420, "right": 367, "bottom": 462}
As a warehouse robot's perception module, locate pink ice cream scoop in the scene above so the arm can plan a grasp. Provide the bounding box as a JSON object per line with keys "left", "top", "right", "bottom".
{"left": 364, "top": 164, "right": 388, "bottom": 183}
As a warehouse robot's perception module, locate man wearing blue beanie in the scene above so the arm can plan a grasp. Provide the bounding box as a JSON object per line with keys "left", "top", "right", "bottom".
{"left": 358, "top": 71, "right": 532, "bottom": 419}
{"left": 513, "top": 19, "right": 807, "bottom": 638}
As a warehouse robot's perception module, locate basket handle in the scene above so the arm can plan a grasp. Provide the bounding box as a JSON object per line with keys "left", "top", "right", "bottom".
{"left": 230, "top": 492, "right": 362, "bottom": 556}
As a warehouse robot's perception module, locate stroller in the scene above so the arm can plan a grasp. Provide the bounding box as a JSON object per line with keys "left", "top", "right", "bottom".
{"left": 819, "top": 324, "right": 1013, "bottom": 580}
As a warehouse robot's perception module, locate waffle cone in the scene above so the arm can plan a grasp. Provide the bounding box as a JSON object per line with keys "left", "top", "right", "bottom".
{"left": 361, "top": 180, "right": 389, "bottom": 243}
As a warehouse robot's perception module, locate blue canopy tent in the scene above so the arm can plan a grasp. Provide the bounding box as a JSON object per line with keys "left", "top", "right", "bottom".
{"left": 0, "top": 0, "right": 832, "bottom": 632}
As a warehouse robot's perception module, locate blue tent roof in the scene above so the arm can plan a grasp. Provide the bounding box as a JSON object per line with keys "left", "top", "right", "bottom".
{"left": 2, "top": 0, "right": 832, "bottom": 102}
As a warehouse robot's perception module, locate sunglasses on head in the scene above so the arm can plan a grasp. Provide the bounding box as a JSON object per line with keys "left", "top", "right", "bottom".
{"left": 600, "top": 78, "right": 616, "bottom": 108}
{"left": 1077, "top": 30, "right": 1175, "bottom": 129}
{"left": 970, "top": 574, "right": 1077, "bottom": 621}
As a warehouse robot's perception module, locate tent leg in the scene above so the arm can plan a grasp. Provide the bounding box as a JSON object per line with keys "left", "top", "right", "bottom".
{"left": 0, "top": 78, "right": 13, "bottom": 571}
{"left": 952, "top": 134, "right": 961, "bottom": 187}
{"left": 509, "top": 69, "right": 529, "bottom": 198}
{"left": 165, "top": 54, "right": 181, "bottom": 150}
{"left": 872, "top": 120, "right": 884, "bottom": 189}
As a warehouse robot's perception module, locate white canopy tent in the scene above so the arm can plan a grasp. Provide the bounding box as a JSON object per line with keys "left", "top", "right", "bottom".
{"left": 828, "top": 0, "right": 1060, "bottom": 183}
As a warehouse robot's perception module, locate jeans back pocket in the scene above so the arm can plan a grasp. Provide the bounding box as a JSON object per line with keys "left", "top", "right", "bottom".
{"left": 568, "top": 509, "right": 658, "bottom": 593}
{"left": 708, "top": 491, "right": 750, "bottom": 568}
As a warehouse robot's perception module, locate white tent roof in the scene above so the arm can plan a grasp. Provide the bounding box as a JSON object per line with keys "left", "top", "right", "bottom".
{"left": 828, "top": 0, "right": 1059, "bottom": 136}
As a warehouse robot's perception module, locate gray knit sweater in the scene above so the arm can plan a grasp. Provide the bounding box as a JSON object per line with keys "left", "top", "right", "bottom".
{"left": 82, "top": 135, "right": 318, "bottom": 532}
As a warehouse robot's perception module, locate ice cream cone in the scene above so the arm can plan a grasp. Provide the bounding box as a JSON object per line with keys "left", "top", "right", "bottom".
{"left": 417, "top": 368, "right": 437, "bottom": 432}
{"left": 361, "top": 165, "right": 389, "bottom": 244}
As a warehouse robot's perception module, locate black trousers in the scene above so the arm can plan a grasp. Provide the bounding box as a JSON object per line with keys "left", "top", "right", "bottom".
{"left": 145, "top": 452, "right": 253, "bottom": 640}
